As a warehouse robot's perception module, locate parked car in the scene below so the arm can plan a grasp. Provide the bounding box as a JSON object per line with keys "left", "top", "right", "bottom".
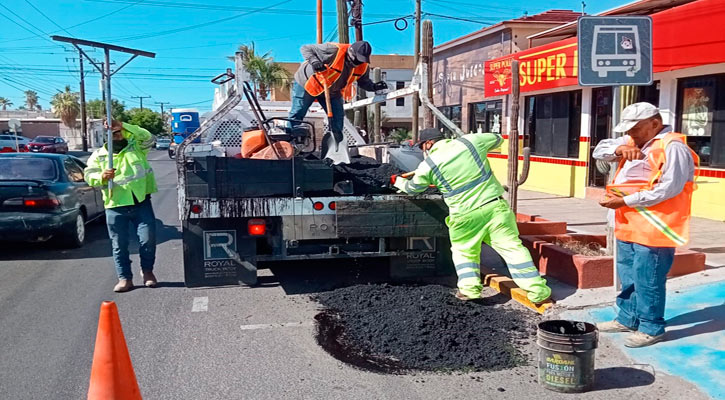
{"left": 0, "top": 135, "right": 31, "bottom": 152}
{"left": 168, "top": 141, "right": 177, "bottom": 159}
{"left": 28, "top": 136, "right": 68, "bottom": 154}
{"left": 156, "top": 138, "right": 171, "bottom": 150}
{"left": 0, "top": 153, "right": 105, "bottom": 247}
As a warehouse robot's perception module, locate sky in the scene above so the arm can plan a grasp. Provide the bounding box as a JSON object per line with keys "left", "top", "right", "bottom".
{"left": 0, "top": 0, "right": 624, "bottom": 114}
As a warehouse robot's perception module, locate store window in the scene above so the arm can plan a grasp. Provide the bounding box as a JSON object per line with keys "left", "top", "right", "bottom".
{"left": 396, "top": 81, "right": 405, "bottom": 107}
{"left": 524, "top": 90, "right": 581, "bottom": 158}
{"left": 437, "top": 105, "right": 462, "bottom": 136}
{"left": 677, "top": 74, "right": 725, "bottom": 167}
{"left": 469, "top": 100, "right": 502, "bottom": 134}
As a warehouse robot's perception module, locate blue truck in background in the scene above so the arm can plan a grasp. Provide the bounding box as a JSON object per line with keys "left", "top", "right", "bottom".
{"left": 168, "top": 108, "right": 200, "bottom": 158}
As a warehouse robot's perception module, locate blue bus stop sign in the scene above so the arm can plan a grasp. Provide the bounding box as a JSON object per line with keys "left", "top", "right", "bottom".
{"left": 578, "top": 16, "right": 653, "bottom": 86}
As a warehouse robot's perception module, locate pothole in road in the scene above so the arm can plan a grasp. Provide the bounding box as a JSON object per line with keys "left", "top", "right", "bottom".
{"left": 313, "top": 283, "right": 540, "bottom": 374}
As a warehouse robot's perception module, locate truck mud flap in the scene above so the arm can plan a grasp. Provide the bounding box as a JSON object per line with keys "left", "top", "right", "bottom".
{"left": 182, "top": 218, "right": 258, "bottom": 287}
{"left": 389, "top": 237, "right": 454, "bottom": 279}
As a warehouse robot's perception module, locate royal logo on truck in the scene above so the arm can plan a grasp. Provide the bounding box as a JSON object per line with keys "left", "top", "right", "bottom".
{"left": 203, "top": 230, "right": 237, "bottom": 260}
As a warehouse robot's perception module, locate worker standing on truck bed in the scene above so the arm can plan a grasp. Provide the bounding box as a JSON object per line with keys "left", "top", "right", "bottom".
{"left": 289, "top": 41, "right": 388, "bottom": 156}
{"left": 593, "top": 102, "right": 697, "bottom": 348}
{"left": 393, "top": 128, "right": 552, "bottom": 303}
{"left": 84, "top": 120, "right": 158, "bottom": 293}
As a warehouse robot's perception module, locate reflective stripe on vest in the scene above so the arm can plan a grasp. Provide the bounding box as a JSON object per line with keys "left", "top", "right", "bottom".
{"left": 425, "top": 136, "right": 493, "bottom": 198}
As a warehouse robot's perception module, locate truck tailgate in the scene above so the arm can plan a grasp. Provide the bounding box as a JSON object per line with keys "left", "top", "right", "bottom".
{"left": 336, "top": 198, "right": 448, "bottom": 237}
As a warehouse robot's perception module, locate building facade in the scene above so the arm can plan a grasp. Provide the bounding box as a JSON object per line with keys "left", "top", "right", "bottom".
{"left": 478, "top": 0, "right": 725, "bottom": 220}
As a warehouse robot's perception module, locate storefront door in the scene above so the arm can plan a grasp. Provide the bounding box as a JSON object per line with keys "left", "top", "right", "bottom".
{"left": 589, "top": 87, "right": 613, "bottom": 187}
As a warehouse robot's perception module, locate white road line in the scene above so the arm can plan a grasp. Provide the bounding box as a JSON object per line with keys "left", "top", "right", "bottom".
{"left": 191, "top": 296, "right": 208, "bottom": 312}
{"left": 239, "top": 322, "right": 313, "bottom": 330}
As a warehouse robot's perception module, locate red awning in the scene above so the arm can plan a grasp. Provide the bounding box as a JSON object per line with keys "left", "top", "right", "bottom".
{"left": 652, "top": 0, "right": 725, "bottom": 72}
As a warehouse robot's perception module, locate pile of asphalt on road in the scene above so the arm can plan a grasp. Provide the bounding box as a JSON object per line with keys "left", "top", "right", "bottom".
{"left": 313, "top": 283, "right": 539, "bottom": 374}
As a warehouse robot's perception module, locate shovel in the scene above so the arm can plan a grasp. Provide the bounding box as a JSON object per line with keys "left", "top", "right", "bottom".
{"left": 320, "top": 80, "right": 350, "bottom": 165}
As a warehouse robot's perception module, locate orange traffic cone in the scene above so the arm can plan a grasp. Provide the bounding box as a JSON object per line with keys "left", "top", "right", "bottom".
{"left": 87, "top": 301, "right": 142, "bottom": 400}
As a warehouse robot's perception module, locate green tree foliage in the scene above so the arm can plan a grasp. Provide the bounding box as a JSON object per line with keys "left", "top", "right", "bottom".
{"left": 126, "top": 108, "right": 164, "bottom": 136}
{"left": 388, "top": 128, "right": 412, "bottom": 144}
{"left": 24, "top": 90, "right": 38, "bottom": 110}
{"left": 231, "top": 42, "right": 291, "bottom": 100}
{"left": 87, "top": 99, "right": 127, "bottom": 121}
{"left": 0, "top": 97, "right": 13, "bottom": 110}
{"left": 51, "top": 86, "right": 80, "bottom": 128}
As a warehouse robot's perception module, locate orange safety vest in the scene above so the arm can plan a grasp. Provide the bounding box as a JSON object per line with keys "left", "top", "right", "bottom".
{"left": 608, "top": 132, "right": 699, "bottom": 247}
{"left": 303, "top": 43, "right": 369, "bottom": 102}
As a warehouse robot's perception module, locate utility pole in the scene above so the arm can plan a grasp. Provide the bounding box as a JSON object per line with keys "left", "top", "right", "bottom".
{"left": 412, "top": 0, "right": 421, "bottom": 142}
{"left": 155, "top": 101, "right": 170, "bottom": 132}
{"left": 421, "top": 19, "right": 434, "bottom": 129}
{"left": 67, "top": 53, "right": 89, "bottom": 151}
{"left": 336, "top": 0, "right": 349, "bottom": 43}
{"left": 349, "top": 0, "right": 367, "bottom": 133}
{"left": 132, "top": 95, "right": 151, "bottom": 110}
{"left": 373, "top": 67, "right": 382, "bottom": 142}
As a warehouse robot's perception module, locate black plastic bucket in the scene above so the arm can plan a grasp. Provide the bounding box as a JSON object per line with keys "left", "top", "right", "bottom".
{"left": 537, "top": 320, "right": 599, "bottom": 393}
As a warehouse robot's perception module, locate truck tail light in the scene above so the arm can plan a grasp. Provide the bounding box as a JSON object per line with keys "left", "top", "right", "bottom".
{"left": 248, "top": 219, "right": 266, "bottom": 236}
{"left": 313, "top": 201, "right": 324, "bottom": 211}
{"left": 23, "top": 197, "right": 60, "bottom": 208}
{"left": 328, "top": 201, "right": 336, "bottom": 210}
{"left": 190, "top": 204, "right": 203, "bottom": 214}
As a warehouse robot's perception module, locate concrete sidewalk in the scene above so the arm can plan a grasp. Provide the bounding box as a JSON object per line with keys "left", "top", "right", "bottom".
{"left": 516, "top": 190, "right": 725, "bottom": 268}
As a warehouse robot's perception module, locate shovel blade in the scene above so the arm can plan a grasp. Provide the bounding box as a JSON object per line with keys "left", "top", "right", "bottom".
{"left": 320, "top": 132, "right": 350, "bottom": 165}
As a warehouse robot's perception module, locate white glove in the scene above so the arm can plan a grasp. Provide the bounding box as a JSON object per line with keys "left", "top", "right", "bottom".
{"left": 393, "top": 177, "right": 409, "bottom": 193}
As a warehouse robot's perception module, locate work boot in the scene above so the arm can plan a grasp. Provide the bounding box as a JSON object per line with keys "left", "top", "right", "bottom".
{"left": 624, "top": 331, "right": 664, "bottom": 348}
{"left": 113, "top": 279, "right": 133, "bottom": 293}
{"left": 597, "top": 320, "right": 635, "bottom": 333}
{"left": 454, "top": 290, "right": 478, "bottom": 301}
{"left": 141, "top": 270, "right": 157, "bottom": 288}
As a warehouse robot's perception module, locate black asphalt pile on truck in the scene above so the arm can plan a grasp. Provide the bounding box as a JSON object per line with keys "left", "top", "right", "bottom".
{"left": 313, "top": 284, "right": 539, "bottom": 374}
{"left": 333, "top": 156, "right": 405, "bottom": 195}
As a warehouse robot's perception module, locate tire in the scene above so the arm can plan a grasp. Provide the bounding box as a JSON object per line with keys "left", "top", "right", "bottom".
{"left": 61, "top": 211, "right": 86, "bottom": 248}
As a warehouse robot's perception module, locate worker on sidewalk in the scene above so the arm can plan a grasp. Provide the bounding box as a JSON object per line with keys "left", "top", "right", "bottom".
{"left": 593, "top": 102, "right": 697, "bottom": 348}
{"left": 289, "top": 40, "right": 387, "bottom": 148}
{"left": 393, "top": 128, "right": 552, "bottom": 304}
{"left": 84, "top": 120, "right": 158, "bottom": 293}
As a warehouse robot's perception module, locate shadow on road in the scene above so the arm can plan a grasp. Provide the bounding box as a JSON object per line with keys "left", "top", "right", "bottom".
{"left": 592, "top": 367, "right": 655, "bottom": 391}
{"left": 263, "top": 258, "right": 457, "bottom": 296}
{"left": 663, "top": 303, "right": 725, "bottom": 342}
{"left": 0, "top": 218, "right": 180, "bottom": 262}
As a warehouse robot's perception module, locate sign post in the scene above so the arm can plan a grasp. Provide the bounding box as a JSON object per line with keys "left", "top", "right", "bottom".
{"left": 578, "top": 16, "right": 653, "bottom": 292}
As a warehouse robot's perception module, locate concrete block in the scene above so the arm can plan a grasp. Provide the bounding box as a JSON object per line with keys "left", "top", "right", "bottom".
{"left": 516, "top": 213, "right": 567, "bottom": 236}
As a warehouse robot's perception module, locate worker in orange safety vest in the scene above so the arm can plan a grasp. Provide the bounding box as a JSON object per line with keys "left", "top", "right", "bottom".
{"left": 593, "top": 102, "right": 698, "bottom": 348}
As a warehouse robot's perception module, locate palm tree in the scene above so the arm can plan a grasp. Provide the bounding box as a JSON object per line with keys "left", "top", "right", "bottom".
{"left": 51, "top": 85, "right": 80, "bottom": 129}
{"left": 25, "top": 90, "right": 38, "bottom": 110}
{"left": 229, "top": 42, "right": 291, "bottom": 100}
{"left": 0, "top": 97, "right": 12, "bottom": 110}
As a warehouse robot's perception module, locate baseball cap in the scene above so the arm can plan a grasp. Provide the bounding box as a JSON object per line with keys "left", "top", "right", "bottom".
{"left": 414, "top": 128, "right": 444, "bottom": 148}
{"left": 613, "top": 102, "right": 660, "bottom": 133}
{"left": 349, "top": 41, "right": 372, "bottom": 64}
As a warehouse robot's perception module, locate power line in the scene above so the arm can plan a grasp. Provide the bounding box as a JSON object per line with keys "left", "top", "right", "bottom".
{"left": 0, "top": 0, "right": 143, "bottom": 44}
{"left": 95, "top": 0, "right": 294, "bottom": 42}
{"left": 24, "top": 0, "right": 74, "bottom": 36}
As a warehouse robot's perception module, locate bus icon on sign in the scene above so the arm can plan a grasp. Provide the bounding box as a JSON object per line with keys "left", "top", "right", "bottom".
{"left": 591, "top": 25, "right": 641, "bottom": 78}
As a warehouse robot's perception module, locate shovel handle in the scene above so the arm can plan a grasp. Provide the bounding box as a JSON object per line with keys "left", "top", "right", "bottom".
{"left": 323, "top": 82, "right": 333, "bottom": 118}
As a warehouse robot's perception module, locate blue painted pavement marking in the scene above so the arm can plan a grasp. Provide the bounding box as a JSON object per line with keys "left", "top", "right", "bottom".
{"left": 563, "top": 281, "right": 725, "bottom": 400}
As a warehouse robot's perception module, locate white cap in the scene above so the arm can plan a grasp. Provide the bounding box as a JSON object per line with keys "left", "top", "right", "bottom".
{"left": 613, "top": 102, "right": 660, "bottom": 133}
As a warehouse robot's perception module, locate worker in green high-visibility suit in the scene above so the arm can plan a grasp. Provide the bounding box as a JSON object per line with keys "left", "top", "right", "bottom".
{"left": 393, "top": 128, "right": 551, "bottom": 303}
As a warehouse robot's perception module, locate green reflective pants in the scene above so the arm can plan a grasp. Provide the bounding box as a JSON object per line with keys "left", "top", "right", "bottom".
{"left": 446, "top": 198, "right": 552, "bottom": 303}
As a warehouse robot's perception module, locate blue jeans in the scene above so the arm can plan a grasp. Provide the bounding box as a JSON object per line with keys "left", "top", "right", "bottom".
{"left": 105, "top": 198, "right": 157, "bottom": 280}
{"left": 289, "top": 81, "right": 344, "bottom": 140}
{"left": 615, "top": 240, "right": 675, "bottom": 336}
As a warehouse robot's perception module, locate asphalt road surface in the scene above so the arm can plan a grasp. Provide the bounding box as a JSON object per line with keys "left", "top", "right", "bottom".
{"left": 0, "top": 150, "right": 708, "bottom": 399}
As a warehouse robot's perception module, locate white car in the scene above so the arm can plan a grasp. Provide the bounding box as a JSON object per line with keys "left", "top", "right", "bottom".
{"left": 0, "top": 135, "right": 31, "bottom": 151}
{"left": 156, "top": 138, "right": 171, "bottom": 150}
